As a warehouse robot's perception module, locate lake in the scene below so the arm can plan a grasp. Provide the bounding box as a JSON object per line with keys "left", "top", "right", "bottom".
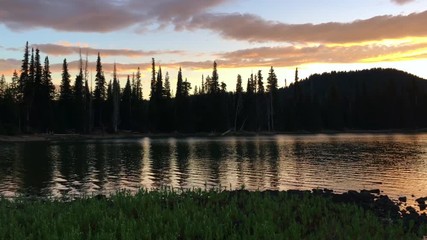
{"left": 1, "top": 134, "right": 427, "bottom": 202}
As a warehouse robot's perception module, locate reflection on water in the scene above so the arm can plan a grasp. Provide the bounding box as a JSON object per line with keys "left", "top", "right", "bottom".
{"left": 1, "top": 134, "right": 427, "bottom": 201}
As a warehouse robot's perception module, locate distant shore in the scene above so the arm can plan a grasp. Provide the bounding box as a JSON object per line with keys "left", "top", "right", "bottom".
{"left": 2, "top": 129, "right": 427, "bottom": 142}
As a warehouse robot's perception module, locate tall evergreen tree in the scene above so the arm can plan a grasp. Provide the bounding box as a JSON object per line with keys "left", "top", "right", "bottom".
{"left": 18, "top": 42, "right": 29, "bottom": 103}
{"left": 176, "top": 67, "right": 183, "bottom": 99}
{"left": 164, "top": 71, "right": 171, "bottom": 98}
{"left": 73, "top": 53, "right": 85, "bottom": 132}
{"left": 210, "top": 61, "right": 219, "bottom": 94}
{"left": 40, "top": 56, "right": 54, "bottom": 132}
{"left": 0, "top": 75, "right": 6, "bottom": 98}
{"left": 236, "top": 74, "right": 243, "bottom": 94}
{"left": 94, "top": 53, "right": 106, "bottom": 129}
{"left": 121, "top": 75, "right": 132, "bottom": 129}
{"left": 257, "top": 70, "right": 264, "bottom": 94}
{"left": 60, "top": 59, "right": 72, "bottom": 102}
{"left": 267, "top": 66, "right": 278, "bottom": 131}
{"left": 94, "top": 53, "right": 106, "bottom": 101}
{"left": 58, "top": 58, "right": 72, "bottom": 131}
{"left": 150, "top": 58, "right": 156, "bottom": 99}
{"left": 111, "top": 64, "right": 120, "bottom": 133}
{"left": 155, "top": 66, "right": 163, "bottom": 99}
{"left": 295, "top": 67, "right": 299, "bottom": 83}
{"left": 267, "top": 66, "right": 278, "bottom": 93}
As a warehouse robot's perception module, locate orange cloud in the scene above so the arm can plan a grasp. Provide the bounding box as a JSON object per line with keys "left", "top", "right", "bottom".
{"left": 0, "top": 59, "right": 20, "bottom": 76}
{"left": 187, "top": 11, "right": 427, "bottom": 44}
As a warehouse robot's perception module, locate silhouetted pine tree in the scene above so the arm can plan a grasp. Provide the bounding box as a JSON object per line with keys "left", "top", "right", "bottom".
{"left": 121, "top": 75, "right": 132, "bottom": 130}
{"left": 94, "top": 53, "right": 106, "bottom": 130}
{"left": 40, "top": 56, "right": 54, "bottom": 132}
{"left": 73, "top": 53, "right": 85, "bottom": 132}
{"left": 58, "top": 59, "right": 72, "bottom": 131}
{"left": 164, "top": 72, "right": 171, "bottom": 99}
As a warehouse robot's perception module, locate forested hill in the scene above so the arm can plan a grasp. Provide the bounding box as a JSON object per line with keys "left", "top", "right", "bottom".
{"left": 279, "top": 68, "right": 427, "bottom": 131}
{"left": 287, "top": 68, "right": 427, "bottom": 99}
{"left": 1, "top": 47, "right": 427, "bottom": 135}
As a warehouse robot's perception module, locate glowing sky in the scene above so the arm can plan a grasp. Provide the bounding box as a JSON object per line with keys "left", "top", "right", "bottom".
{"left": 1, "top": 0, "right": 427, "bottom": 97}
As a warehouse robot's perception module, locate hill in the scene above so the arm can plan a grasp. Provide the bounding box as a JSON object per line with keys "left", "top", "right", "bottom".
{"left": 278, "top": 68, "right": 427, "bottom": 131}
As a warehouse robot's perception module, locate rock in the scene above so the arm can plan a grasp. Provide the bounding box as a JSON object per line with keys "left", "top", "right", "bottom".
{"left": 416, "top": 197, "right": 427, "bottom": 204}
{"left": 323, "top": 188, "right": 333, "bottom": 193}
{"left": 406, "top": 206, "right": 417, "bottom": 213}
{"left": 312, "top": 188, "right": 324, "bottom": 194}
{"left": 398, "top": 196, "right": 407, "bottom": 202}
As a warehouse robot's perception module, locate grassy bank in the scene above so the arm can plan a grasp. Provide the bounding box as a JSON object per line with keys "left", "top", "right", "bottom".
{"left": 1, "top": 189, "right": 425, "bottom": 239}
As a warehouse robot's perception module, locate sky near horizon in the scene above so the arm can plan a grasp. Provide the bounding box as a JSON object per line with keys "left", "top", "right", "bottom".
{"left": 1, "top": 0, "right": 427, "bottom": 97}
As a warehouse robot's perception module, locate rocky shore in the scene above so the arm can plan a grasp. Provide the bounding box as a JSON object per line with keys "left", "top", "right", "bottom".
{"left": 259, "top": 188, "right": 427, "bottom": 232}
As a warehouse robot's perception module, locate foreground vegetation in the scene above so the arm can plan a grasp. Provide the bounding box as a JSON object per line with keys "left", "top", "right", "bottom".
{"left": 1, "top": 189, "right": 426, "bottom": 239}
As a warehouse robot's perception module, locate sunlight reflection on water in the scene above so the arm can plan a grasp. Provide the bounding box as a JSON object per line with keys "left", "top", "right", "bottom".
{"left": 1, "top": 134, "right": 427, "bottom": 204}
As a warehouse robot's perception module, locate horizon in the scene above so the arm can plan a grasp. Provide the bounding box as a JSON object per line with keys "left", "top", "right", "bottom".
{"left": 1, "top": 0, "right": 427, "bottom": 98}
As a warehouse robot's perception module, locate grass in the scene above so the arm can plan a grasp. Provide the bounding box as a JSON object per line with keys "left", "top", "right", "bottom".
{"left": 0, "top": 188, "right": 425, "bottom": 239}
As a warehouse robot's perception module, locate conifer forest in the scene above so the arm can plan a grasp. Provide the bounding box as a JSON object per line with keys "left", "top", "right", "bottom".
{"left": 1, "top": 42, "right": 427, "bottom": 134}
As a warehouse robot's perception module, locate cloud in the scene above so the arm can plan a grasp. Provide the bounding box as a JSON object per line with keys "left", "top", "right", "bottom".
{"left": 186, "top": 10, "right": 427, "bottom": 44}
{"left": 218, "top": 41, "right": 427, "bottom": 67}
{"left": 31, "top": 43, "right": 184, "bottom": 57}
{"left": 0, "top": 59, "right": 21, "bottom": 76}
{"left": 391, "top": 0, "right": 415, "bottom": 5}
{"left": 0, "top": 0, "right": 229, "bottom": 32}
{"left": 1, "top": 0, "right": 426, "bottom": 44}
{"left": 2, "top": 38, "right": 427, "bottom": 77}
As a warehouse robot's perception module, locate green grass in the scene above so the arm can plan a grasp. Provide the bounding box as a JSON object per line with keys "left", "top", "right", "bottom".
{"left": 0, "top": 188, "right": 425, "bottom": 239}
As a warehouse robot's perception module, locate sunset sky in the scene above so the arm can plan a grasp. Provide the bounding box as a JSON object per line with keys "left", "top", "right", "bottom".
{"left": 1, "top": 0, "right": 427, "bottom": 97}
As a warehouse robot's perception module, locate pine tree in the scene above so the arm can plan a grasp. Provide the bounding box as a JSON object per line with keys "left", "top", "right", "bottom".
{"left": 155, "top": 66, "right": 163, "bottom": 99}
{"left": 266, "top": 66, "right": 278, "bottom": 131}
{"left": 34, "top": 49, "right": 42, "bottom": 94}
{"left": 60, "top": 59, "right": 72, "bottom": 102}
{"left": 111, "top": 64, "right": 120, "bottom": 133}
{"left": 73, "top": 52, "right": 85, "bottom": 132}
{"left": 58, "top": 58, "right": 72, "bottom": 132}
{"left": 18, "top": 42, "right": 29, "bottom": 103}
{"left": 136, "top": 67, "right": 142, "bottom": 100}
{"left": 295, "top": 67, "right": 299, "bottom": 83}
{"left": 176, "top": 67, "right": 183, "bottom": 99}
{"left": 94, "top": 52, "right": 106, "bottom": 129}
{"left": 10, "top": 70, "right": 20, "bottom": 102}
{"left": 210, "top": 61, "right": 219, "bottom": 94}
{"left": 257, "top": 70, "right": 264, "bottom": 93}
{"left": 121, "top": 75, "right": 132, "bottom": 129}
{"left": 267, "top": 66, "right": 278, "bottom": 93}
{"left": 183, "top": 78, "right": 191, "bottom": 97}
{"left": 0, "top": 75, "right": 6, "bottom": 98}
{"left": 42, "top": 57, "right": 54, "bottom": 101}
{"left": 94, "top": 53, "right": 106, "bottom": 101}
{"left": 247, "top": 74, "right": 255, "bottom": 94}
{"left": 74, "top": 52, "right": 84, "bottom": 103}
{"left": 220, "top": 82, "right": 227, "bottom": 93}
{"left": 236, "top": 74, "right": 243, "bottom": 94}
{"left": 164, "top": 71, "right": 171, "bottom": 98}
{"left": 201, "top": 75, "right": 205, "bottom": 94}
{"left": 40, "top": 56, "right": 54, "bottom": 132}
{"left": 150, "top": 58, "right": 156, "bottom": 99}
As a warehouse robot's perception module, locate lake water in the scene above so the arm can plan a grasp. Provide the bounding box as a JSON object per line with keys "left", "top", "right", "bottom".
{"left": 1, "top": 134, "right": 427, "bottom": 202}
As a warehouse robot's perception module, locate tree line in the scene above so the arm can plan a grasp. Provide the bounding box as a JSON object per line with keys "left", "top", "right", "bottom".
{"left": 1, "top": 42, "right": 427, "bottom": 134}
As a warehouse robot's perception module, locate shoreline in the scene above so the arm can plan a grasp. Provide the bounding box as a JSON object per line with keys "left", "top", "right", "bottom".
{"left": 2, "top": 128, "right": 427, "bottom": 142}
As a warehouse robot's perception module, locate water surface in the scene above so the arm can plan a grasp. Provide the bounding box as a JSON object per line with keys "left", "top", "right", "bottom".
{"left": 1, "top": 134, "right": 427, "bottom": 202}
